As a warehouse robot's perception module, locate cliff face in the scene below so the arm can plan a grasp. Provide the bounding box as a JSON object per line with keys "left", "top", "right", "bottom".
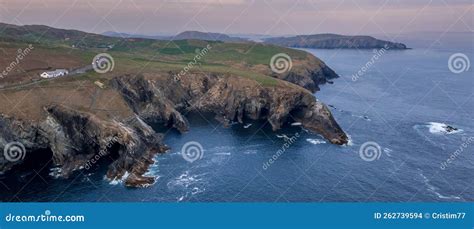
{"left": 0, "top": 72, "right": 347, "bottom": 187}
{"left": 265, "top": 34, "right": 408, "bottom": 49}
{"left": 271, "top": 53, "right": 339, "bottom": 92}
{"left": 0, "top": 105, "right": 166, "bottom": 187}
{"left": 113, "top": 73, "right": 347, "bottom": 144}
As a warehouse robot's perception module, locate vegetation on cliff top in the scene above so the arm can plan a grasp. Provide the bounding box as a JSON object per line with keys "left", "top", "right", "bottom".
{"left": 0, "top": 23, "right": 326, "bottom": 87}
{"left": 0, "top": 23, "right": 337, "bottom": 121}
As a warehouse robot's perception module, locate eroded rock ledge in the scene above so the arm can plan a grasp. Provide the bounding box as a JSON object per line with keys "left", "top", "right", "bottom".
{"left": 0, "top": 73, "right": 347, "bottom": 187}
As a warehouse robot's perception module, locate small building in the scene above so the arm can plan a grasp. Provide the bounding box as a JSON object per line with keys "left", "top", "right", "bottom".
{"left": 40, "top": 69, "right": 69, "bottom": 79}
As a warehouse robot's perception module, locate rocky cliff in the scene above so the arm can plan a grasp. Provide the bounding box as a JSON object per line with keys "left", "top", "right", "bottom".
{"left": 0, "top": 72, "right": 347, "bottom": 188}
{"left": 0, "top": 105, "right": 166, "bottom": 187}
{"left": 271, "top": 53, "right": 339, "bottom": 92}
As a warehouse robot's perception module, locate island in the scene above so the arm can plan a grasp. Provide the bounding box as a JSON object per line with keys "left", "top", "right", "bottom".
{"left": 264, "top": 33, "right": 408, "bottom": 49}
{"left": 0, "top": 23, "right": 347, "bottom": 188}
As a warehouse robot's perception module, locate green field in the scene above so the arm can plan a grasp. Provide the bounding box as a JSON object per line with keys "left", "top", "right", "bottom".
{"left": 0, "top": 23, "right": 315, "bottom": 88}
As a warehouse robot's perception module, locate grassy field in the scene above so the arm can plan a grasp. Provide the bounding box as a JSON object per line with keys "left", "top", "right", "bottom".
{"left": 0, "top": 25, "right": 316, "bottom": 89}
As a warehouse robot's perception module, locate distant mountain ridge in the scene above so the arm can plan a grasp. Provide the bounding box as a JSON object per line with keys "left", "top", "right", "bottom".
{"left": 264, "top": 33, "right": 408, "bottom": 49}
{"left": 173, "top": 31, "right": 247, "bottom": 42}
{"left": 0, "top": 22, "right": 104, "bottom": 43}
{"left": 1, "top": 23, "right": 406, "bottom": 49}
{"left": 102, "top": 30, "right": 247, "bottom": 42}
{"left": 102, "top": 31, "right": 169, "bottom": 40}
{"left": 102, "top": 31, "right": 408, "bottom": 49}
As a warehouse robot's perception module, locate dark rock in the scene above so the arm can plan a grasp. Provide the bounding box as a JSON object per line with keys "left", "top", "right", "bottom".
{"left": 445, "top": 125, "right": 458, "bottom": 133}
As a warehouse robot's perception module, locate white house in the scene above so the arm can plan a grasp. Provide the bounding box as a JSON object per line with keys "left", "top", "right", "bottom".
{"left": 40, "top": 69, "right": 69, "bottom": 79}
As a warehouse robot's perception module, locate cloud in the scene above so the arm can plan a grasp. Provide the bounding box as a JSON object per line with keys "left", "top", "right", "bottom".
{"left": 0, "top": 0, "right": 471, "bottom": 35}
{"left": 168, "top": 0, "right": 246, "bottom": 4}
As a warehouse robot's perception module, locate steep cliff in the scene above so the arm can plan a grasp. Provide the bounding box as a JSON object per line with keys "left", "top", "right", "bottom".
{"left": 112, "top": 73, "right": 347, "bottom": 144}
{"left": 270, "top": 53, "right": 339, "bottom": 92}
{"left": 0, "top": 105, "right": 166, "bottom": 187}
{"left": 0, "top": 72, "right": 347, "bottom": 187}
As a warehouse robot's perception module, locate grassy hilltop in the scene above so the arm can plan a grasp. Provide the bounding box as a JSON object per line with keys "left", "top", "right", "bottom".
{"left": 0, "top": 23, "right": 318, "bottom": 87}
{"left": 0, "top": 23, "right": 337, "bottom": 123}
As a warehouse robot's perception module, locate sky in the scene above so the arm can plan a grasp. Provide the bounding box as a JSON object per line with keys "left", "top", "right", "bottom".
{"left": 0, "top": 0, "right": 472, "bottom": 36}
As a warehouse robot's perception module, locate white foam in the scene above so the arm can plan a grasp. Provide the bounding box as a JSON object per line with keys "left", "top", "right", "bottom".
{"left": 169, "top": 171, "right": 207, "bottom": 202}
{"left": 291, "top": 122, "right": 302, "bottom": 126}
{"left": 107, "top": 171, "right": 130, "bottom": 185}
{"left": 243, "top": 123, "right": 252, "bottom": 128}
{"left": 276, "top": 134, "right": 287, "bottom": 138}
{"left": 419, "top": 170, "right": 461, "bottom": 200}
{"left": 276, "top": 134, "right": 291, "bottom": 141}
{"left": 342, "top": 134, "right": 353, "bottom": 147}
{"left": 191, "top": 187, "right": 204, "bottom": 195}
{"left": 306, "top": 138, "right": 326, "bottom": 145}
{"left": 208, "top": 145, "right": 234, "bottom": 152}
{"left": 427, "top": 122, "right": 463, "bottom": 135}
{"left": 243, "top": 150, "right": 258, "bottom": 155}
{"left": 143, "top": 160, "right": 161, "bottom": 179}
{"left": 214, "top": 152, "right": 231, "bottom": 156}
{"left": 175, "top": 187, "right": 206, "bottom": 202}
{"left": 413, "top": 124, "right": 442, "bottom": 148}
{"left": 167, "top": 171, "right": 203, "bottom": 189}
{"left": 49, "top": 167, "right": 62, "bottom": 178}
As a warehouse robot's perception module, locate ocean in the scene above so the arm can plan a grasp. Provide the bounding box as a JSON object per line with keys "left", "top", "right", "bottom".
{"left": 1, "top": 44, "right": 473, "bottom": 202}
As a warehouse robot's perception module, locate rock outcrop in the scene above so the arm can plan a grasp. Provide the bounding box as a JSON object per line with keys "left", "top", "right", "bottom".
{"left": 271, "top": 53, "right": 339, "bottom": 92}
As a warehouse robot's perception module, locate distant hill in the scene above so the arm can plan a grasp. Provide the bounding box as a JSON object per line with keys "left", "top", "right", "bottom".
{"left": 173, "top": 31, "right": 247, "bottom": 42}
{"left": 103, "top": 30, "right": 248, "bottom": 42}
{"left": 102, "top": 31, "right": 169, "bottom": 40}
{"left": 264, "top": 34, "right": 408, "bottom": 49}
{"left": 0, "top": 23, "right": 101, "bottom": 41}
{"left": 0, "top": 23, "right": 122, "bottom": 48}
